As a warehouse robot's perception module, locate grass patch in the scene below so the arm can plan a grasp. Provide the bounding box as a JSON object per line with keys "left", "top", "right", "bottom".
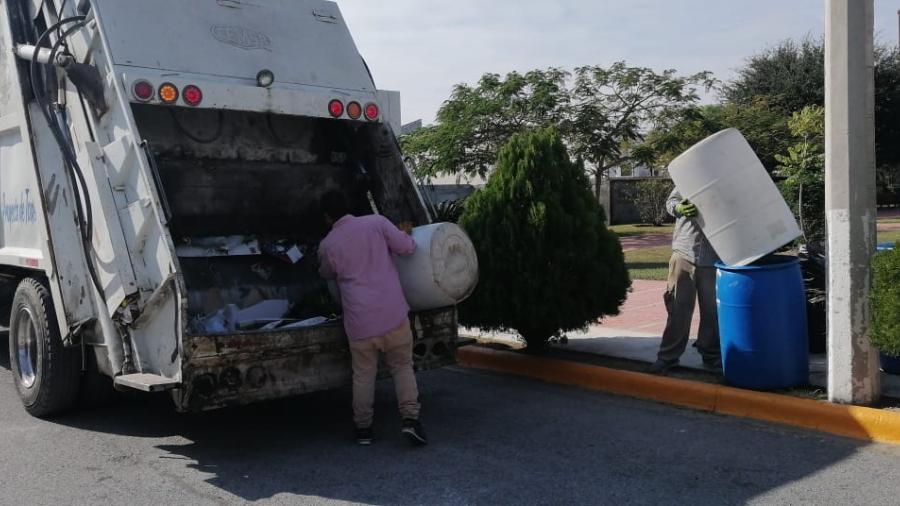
{"left": 624, "top": 246, "right": 672, "bottom": 281}
{"left": 609, "top": 223, "right": 674, "bottom": 238}
{"left": 880, "top": 230, "right": 900, "bottom": 244}
{"left": 616, "top": 224, "right": 898, "bottom": 278}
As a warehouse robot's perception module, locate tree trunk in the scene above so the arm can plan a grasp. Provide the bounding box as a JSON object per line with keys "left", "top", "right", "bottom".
{"left": 594, "top": 169, "right": 603, "bottom": 200}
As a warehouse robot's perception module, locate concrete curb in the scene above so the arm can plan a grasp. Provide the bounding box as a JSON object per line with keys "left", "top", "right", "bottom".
{"left": 457, "top": 346, "right": 900, "bottom": 446}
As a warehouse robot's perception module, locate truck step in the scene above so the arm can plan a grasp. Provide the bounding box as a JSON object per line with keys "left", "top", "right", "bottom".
{"left": 114, "top": 374, "right": 179, "bottom": 392}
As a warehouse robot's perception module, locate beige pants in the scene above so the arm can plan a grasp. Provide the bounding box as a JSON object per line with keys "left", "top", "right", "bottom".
{"left": 658, "top": 255, "right": 720, "bottom": 363}
{"left": 348, "top": 321, "right": 421, "bottom": 428}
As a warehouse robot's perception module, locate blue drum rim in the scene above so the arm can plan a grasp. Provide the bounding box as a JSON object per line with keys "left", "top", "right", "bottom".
{"left": 716, "top": 254, "right": 800, "bottom": 272}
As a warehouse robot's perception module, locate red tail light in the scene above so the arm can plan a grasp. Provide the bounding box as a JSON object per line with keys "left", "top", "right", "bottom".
{"left": 183, "top": 85, "right": 203, "bottom": 107}
{"left": 364, "top": 103, "right": 379, "bottom": 121}
{"left": 328, "top": 99, "right": 344, "bottom": 118}
{"left": 133, "top": 80, "right": 154, "bottom": 101}
{"left": 346, "top": 101, "right": 362, "bottom": 120}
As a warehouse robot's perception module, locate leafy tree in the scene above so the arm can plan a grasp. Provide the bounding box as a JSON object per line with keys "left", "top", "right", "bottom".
{"left": 642, "top": 99, "right": 790, "bottom": 171}
{"left": 401, "top": 69, "right": 570, "bottom": 180}
{"left": 723, "top": 38, "right": 825, "bottom": 115}
{"left": 725, "top": 38, "right": 900, "bottom": 175}
{"left": 565, "top": 62, "right": 715, "bottom": 198}
{"left": 458, "top": 128, "right": 630, "bottom": 350}
{"left": 875, "top": 47, "right": 900, "bottom": 178}
{"left": 633, "top": 179, "right": 674, "bottom": 226}
{"left": 775, "top": 106, "right": 826, "bottom": 248}
{"left": 401, "top": 63, "right": 714, "bottom": 200}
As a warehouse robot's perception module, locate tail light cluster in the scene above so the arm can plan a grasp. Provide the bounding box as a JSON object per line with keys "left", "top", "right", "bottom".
{"left": 133, "top": 80, "right": 377, "bottom": 120}
{"left": 328, "top": 99, "right": 379, "bottom": 121}
{"left": 132, "top": 80, "right": 203, "bottom": 107}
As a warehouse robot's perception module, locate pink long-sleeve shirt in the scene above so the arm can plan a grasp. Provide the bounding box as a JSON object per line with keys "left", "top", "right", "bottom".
{"left": 318, "top": 214, "right": 417, "bottom": 341}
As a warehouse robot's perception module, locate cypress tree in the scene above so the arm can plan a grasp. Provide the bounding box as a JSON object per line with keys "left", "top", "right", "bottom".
{"left": 459, "top": 128, "right": 631, "bottom": 349}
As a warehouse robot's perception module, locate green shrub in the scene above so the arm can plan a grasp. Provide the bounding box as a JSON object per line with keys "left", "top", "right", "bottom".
{"left": 776, "top": 106, "right": 826, "bottom": 248}
{"left": 870, "top": 246, "right": 900, "bottom": 357}
{"left": 431, "top": 199, "right": 465, "bottom": 223}
{"left": 458, "top": 128, "right": 631, "bottom": 350}
{"left": 633, "top": 179, "right": 674, "bottom": 226}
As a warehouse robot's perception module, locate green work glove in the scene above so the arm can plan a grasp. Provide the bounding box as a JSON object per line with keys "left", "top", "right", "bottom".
{"left": 676, "top": 200, "right": 699, "bottom": 218}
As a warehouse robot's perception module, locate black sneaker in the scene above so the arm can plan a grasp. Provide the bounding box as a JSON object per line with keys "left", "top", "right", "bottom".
{"left": 647, "top": 359, "right": 678, "bottom": 375}
{"left": 401, "top": 419, "right": 428, "bottom": 446}
{"left": 356, "top": 427, "right": 373, "bottom": 446}
{"left": 703, "top": 356, "right": 723, "bottom": 372}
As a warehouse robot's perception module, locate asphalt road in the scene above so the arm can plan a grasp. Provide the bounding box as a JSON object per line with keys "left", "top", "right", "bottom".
{"left": 2, "top": 343, "right": 900, "bottom": 505}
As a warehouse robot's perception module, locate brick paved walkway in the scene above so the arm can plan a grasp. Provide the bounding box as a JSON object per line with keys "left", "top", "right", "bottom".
{"left": 618, "top": 234, "right": 671, "bottom": 251}
{"left": 599, "top": 279, "right": 700, "bottom": 337}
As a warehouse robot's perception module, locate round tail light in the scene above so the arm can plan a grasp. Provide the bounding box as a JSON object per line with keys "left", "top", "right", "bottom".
{"left": 158, "top": 83, "right": 179, "bottom": 104}
{"left": 183, "top": 85, "right": 203, "bottom": 107}
{"left": 346, "top": 101, "right": 362, "bottom": 120}
{"left": 364, "top": 103, "right": 379, "bottom": 121}
{"left": 328, "top": 99, "right": 344, "bottom": 118}
{"left": 132, "top": 80, "right": 154, "bottom": 102}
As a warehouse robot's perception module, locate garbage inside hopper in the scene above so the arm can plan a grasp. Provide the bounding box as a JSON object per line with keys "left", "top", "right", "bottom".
{"left": 191, "top": 299, "right": 291, "bottom": 334}
{"left": 176, "top": 236, "right": 262, "bottom": 258}
{"left": 262, "top": 241, "right": 306, "bottom": 264}
{"left": 260, "top": 316, "right": 333, "bottom": 331}
{"left": 176, "top": 236, "right": 306, "bottom": 264}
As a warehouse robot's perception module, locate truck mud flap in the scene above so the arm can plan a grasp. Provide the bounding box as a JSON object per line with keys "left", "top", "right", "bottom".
{"left": 179, "top": 307, "right": 458, "bottom": 412}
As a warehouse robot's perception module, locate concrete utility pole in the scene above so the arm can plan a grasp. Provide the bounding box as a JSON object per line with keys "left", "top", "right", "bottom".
{"left": 825, "top": 0, "right": 880, "bottom": 405}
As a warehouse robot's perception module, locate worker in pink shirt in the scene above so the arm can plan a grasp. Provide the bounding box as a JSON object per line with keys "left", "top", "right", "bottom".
{"left": 317, "top": 190, "right": 426, "bottom": 446}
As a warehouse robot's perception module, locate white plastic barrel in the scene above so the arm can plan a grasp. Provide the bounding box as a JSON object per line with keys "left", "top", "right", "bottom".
{"left": 394, "top": 223, "right": 479, "bottom": 311}
{"left": 668, "top": 129, "right": 801, "bottom": 266}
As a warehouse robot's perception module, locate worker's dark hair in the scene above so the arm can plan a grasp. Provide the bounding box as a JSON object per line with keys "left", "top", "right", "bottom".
{"left": 320, "top": 190, "right": 350, "bottom": 221}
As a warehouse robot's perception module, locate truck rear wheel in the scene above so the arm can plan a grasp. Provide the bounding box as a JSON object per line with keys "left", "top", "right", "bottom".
{"left": 8, "top": 278, "right": 80, "bottom": 417}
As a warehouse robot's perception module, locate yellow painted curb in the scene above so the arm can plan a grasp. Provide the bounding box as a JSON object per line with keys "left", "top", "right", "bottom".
{"left": 457, "top": 346, "right": 900, "bottom": 445}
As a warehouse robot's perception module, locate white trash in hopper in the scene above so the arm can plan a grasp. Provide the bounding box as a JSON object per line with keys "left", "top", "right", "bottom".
{"left": 177, "top": 236, "right": 261, "bottom": 258}
{"left": 224, "top": 299, "right": 291, "bottom": 331}
{"left": 280, "top": 316, "right": 331, "bottom": 329}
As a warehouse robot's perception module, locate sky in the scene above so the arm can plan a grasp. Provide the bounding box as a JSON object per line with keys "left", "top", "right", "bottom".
{"left": 337, "top": 0, "right": 900, "bottom": 125}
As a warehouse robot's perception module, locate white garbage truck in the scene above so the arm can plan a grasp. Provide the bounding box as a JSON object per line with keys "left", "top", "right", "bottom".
{"left": 0, "top": 0, "right": 471, "bottom": 416}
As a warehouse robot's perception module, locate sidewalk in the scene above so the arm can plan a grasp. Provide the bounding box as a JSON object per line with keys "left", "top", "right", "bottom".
{"left": 464, "top": 278, "right": 900, "bottom": 398}
{"left": 466, "top": 279, "right": 707, "bottom": 369}
{"left": 595, "top": 279, "right": 698, "bottom": 336}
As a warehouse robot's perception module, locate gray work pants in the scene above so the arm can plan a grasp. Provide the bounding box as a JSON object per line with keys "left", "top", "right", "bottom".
{"left": 657, "top": 254, "right": 720, "bottom": 363}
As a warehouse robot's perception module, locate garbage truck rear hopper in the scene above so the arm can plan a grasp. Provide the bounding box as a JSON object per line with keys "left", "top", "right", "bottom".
{"left": 0, "top": 0, "right": 470, "bottom": 415}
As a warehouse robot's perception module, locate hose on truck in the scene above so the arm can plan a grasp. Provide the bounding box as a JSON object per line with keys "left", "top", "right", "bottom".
{"left": 29, "top": 16, "right": 106, "bottom": 300}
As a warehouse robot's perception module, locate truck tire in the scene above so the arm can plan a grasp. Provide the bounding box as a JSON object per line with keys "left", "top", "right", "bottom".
{"left": 8, "top": 278, "right": 81, "bottom": 417}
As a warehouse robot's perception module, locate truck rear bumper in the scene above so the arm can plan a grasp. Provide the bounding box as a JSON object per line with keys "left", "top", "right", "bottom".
{"left": 177, "top": 308, "right": 458, "bottom": 412}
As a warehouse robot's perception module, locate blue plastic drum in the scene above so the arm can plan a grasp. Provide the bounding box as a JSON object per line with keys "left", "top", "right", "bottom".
{"left": 716, "top": 255, "right": 809, "bottom": 390}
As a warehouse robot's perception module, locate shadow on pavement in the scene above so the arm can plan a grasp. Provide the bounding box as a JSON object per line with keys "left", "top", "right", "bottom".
{"left": 43, "top": 366, "right": 888, "bottom": 505}
{"left": 0, "top": 331, "right": 8, "bottom": 370}
{"left": 0, "top": 327, "right": 889, "bottom": 504}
